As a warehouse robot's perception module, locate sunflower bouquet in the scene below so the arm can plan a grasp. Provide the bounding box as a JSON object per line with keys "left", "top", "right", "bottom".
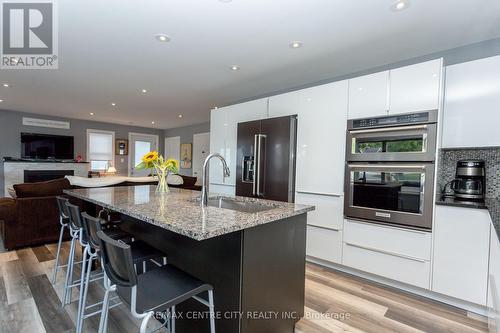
{"left": 136, "top": 151, "right": 179, "bottom": 193}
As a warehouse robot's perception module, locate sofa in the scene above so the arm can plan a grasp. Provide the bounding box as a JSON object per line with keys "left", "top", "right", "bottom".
{"left": 0, "top": 174, "right": 201, "bottom": 250}
{"left": 0, "top": 178, "right": 74, "bottom": 250}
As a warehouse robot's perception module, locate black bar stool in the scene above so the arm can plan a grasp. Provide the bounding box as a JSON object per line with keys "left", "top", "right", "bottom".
{"left": 78, "top": 212, "right": 167, "bottom": 333}
{"left": 96, "top": 230, "right": 216, "bottom": 333}
{"left": 52, "top": 196, "right": 71, "bottom": 284}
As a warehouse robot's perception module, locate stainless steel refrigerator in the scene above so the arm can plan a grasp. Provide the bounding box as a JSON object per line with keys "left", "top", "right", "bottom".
{"left": 236, "top": 115, "right": 297, "bottom": 202}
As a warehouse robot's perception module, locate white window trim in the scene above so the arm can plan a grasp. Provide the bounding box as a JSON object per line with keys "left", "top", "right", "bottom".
{"left": 87, "top": 129, "right": 115, "bottom": 170}
{"left": 128, "top": 132, "right": 160, "bottom": 176}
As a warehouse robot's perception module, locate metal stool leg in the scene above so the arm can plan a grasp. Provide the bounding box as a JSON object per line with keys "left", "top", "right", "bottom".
{"left": 98, "top": 276, "right": 111, "bottom": 333}
{"left": 51, "top": 220, "right": 67, "bottom": 284}
{"left": 76, "top": 245, "right": 89, "bottom": 333}
{"left": 208, "top": 290, "right": 216, "bottom": 333}
{"left": 171, "top": 305, "right": 176, "bottom": 333}
{"left": 62, "top": 233, "right": 76, "bottom": 306}
{"left": 140, "top": 311, "right": 154, "bottom": 333}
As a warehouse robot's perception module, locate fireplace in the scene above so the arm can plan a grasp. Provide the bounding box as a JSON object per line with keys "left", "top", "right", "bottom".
{"left": 24, "top": 170, "right": 74, "bottom": 183}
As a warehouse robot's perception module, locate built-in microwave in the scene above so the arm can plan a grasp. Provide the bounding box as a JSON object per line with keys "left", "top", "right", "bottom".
{"left": 346, "top": 110, "right": 438, "bottom": 162}
{"left": 344, "top": 163, "right": 435, "bottom": 230}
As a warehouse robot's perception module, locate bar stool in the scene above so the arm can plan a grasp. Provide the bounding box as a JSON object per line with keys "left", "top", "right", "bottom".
{"left": 77, "top": 212, "right": 167, "bottom": 333}
{"left": 52, "top": 196, "right": 71, "bottom": 284}
{"left": 97, "top": 230, "right": 216, "bottom": 333}
{"left": 61, "top": 199, "right": 86, "bottom": 306}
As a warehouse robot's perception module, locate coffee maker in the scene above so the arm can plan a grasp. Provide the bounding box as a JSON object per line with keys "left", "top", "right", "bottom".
{"left": 451, "top": 160, "right": 486, "bottom": 201}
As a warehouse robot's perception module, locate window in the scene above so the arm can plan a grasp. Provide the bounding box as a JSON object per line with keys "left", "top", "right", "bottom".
{"left": 87, "top": 130, "right": 115, "bottom": 171}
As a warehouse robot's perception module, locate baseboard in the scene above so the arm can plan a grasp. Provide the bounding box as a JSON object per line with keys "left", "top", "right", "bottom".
{"left": 307, "top": 256, "right": 489, "bottom": 317}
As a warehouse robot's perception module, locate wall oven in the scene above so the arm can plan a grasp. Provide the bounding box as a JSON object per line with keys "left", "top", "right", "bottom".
{"left": 346, "top": 110, "right": 438, "bottom": 162}
{"left": 344, "top": 110, "right": 438, "bottom": 230}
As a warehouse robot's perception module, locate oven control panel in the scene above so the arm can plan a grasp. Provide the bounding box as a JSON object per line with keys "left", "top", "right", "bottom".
{"left": 350, "top": 110, "right": 436, "bottom": 129}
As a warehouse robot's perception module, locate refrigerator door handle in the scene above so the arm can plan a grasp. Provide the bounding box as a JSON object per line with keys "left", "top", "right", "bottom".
{"left": 256, "top": 134, "right": 267, "bottom": 197}
{"left": 252, "top": 134, "right": 258, "bottom": 196}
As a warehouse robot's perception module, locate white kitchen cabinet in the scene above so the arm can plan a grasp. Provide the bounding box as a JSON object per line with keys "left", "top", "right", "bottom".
{"left": 307, "top": 226, "right": 343, "bottom": 264}
{"left": 432, "top": 205, "right": 491, "bottom": 305}
{"left": 209, "top": 98, "right": 268, "bottom": 190}
{"left": 296, "top": 193, "right": 343, "bottom": 230}
{"left": 269, "top": 81, "right": 348, "bottom": 195}
{"left": 348, "top": 71, "right": 389, "bottom": 119}
{"left": 488, "top": 227, "right": 500, "bottom": 331}
{"left": 342, "top": 241, "right": 431, "bottom": 289}
{"left": 342, "top": 219, "right": 432, "bottom": 288}
{"left": 209, "top": 108, "right": 227, "bottom": 185}
{"left": 389, "top": 58, "right": 442, "bottom": 114}
{"left": 442, "top": 55, "right": 500, "bottom": 148}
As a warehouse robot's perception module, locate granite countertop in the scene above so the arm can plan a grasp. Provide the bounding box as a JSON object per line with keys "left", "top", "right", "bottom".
{"left": 64, "top": 185, "right": 315, "bottom": 241}
{"left": 436, "top": 196, "right": 500, "bottom": 239}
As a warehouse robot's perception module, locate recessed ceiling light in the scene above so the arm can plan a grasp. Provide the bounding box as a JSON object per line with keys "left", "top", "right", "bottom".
{"left": 151, "top": 121, "right": 155, "bottom": 125}
{"left": 141, "top": 89, "right": 148, "bottom": 93}
{"left": 0, "top": 99, "right": 3, "bottom": 103}
{"left": 214, "top": 107, "right": 218, "bottom": 110}
{"left": 90, "top": 112, "right": 94, "bottom": 116}
{"left": 2, "top": 83, "right": 9, "bottom": 88}
{"left": 111, "top": 102, "right": 117, "bottom": 107}
{"left": 289, "top": 41, "right": 303, "bottom": 49}
{"left": 230, "top": 65, "right": 240, "bottom": 71}
{"left": 391, "top": 0, "right": 409, "bottom": 11}
{"left": 178, "top": 114, "right": 183, "bottom": 118}
{"left": 154, "top": 34, "right": 171, "bottom": 42}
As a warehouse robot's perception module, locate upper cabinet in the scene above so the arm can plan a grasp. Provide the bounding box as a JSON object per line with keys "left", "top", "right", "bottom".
{"left": 269, "top": 81, "right": 348, "bottom": 195}
{"left": 209, "top": 108, "right": 228, "bottom": 185}
{"left": 348, "top": 71, "right": 389, "bottom": 119}
{"left": 209, "top": 98, "right": 268, "bottom": 187}
{"left": 347, "top": 59, "right": 443, "bottom": 119}
{"left": 442, "top": 55, "right": 500, "bottom": 148}
{"left": 389, "top": 59, "right": 442, "bottom": 114}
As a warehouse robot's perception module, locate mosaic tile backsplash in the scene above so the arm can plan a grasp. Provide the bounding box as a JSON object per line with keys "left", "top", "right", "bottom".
{"left": 437, "top": 147, "right": 500, "bottom": 199}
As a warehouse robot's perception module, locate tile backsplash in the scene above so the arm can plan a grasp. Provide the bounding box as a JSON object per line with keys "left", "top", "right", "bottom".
{"left": 437, "top": 147, "right": 500, "bottom": 198}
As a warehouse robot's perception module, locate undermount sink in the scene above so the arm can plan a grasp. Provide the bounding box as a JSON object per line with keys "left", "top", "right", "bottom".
{"left": 201, "top": 197, "right": 275, "bottom": 213}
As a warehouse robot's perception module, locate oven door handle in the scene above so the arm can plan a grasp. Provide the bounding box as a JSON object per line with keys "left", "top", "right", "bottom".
{"left": 349, "top": 124, "right": 428, "bottom": 134}
{"left": 348, "top": 164, "right": 428, "bottom": 169}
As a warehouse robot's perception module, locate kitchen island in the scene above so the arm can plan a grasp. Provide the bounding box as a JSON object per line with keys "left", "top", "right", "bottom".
{"left": 65, "top": 185, "right": 314, "bottom": 333}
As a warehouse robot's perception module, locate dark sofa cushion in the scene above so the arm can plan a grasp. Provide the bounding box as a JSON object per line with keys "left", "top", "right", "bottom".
{"left": 14, "top": 178, "right": 72, "bottom": 198}
{"left": 180, "top": 175, "right": 197, "bottom": 187}
{"left": 0, "top": 197, "right": 15, "bottom": 223}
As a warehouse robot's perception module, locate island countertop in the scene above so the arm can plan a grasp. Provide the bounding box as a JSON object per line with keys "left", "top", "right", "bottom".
{"left": 64, "top": 185, "right": 314, "bottom": 241}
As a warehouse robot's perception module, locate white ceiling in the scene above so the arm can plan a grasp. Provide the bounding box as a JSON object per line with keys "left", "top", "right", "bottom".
{"left": 1, "top": 0, "right": 500, "bottom": 129}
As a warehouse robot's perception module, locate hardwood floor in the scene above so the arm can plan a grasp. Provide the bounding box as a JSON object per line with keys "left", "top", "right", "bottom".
{"left": 0, "top": 242, "right": 489, "bottom": 333}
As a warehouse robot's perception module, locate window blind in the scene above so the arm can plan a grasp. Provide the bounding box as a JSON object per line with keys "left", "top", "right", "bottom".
{"left": 88, "top": 131, "right": 113, "bottom": 161}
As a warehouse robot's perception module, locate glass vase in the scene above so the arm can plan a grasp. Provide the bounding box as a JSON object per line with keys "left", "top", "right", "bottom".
{"left": 156, "top": 169, "right": 170, "bottom": 193}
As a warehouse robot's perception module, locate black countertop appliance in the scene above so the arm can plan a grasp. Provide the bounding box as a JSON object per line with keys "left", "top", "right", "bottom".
{"left": 451, "top": 160, "right": 486, "bottom": 201}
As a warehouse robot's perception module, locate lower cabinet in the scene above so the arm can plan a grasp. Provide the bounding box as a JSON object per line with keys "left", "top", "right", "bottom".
{"left": 307, "top": 226, "right": 343, "bottom": 264}
{"left": 300, "top": 192, "right": 344, "bottom": 264}
{"left": 432, "top": 205, "right": 491, "bottom": 305}
{"left": 342, "top": 219, "right": 432, "bottom": 289}
{"left": 488, "top": 229, "right": 500, "bottom": 332}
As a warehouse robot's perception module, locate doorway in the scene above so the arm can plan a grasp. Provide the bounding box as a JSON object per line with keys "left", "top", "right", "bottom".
{"left": 192, "top": 132, "right": 210, "bottom": 184}
{"left": 129, "top": 133, "right": 159, "bottom": 177}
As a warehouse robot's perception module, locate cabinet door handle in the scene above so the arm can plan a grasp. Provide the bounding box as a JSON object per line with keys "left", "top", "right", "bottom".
{"left": 344, "top": 242, "right": 427, "bottom": 263}
{"left": 252, "top": 135, "right": 258, "bottom": 196}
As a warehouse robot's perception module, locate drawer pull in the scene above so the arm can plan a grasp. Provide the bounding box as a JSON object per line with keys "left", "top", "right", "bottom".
{"left": 296, "top": 190, "right": 342, "bottom": 197}
{"left": 345, "top": 242, "right": 427, "bottom": 263}
{"left": 308, "top": 224, "right": 341, "bottom": 232}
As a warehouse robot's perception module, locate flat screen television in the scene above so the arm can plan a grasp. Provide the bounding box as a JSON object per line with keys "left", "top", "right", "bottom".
{"left": 21, "top": 133, "right": 74, "bottom": 160}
